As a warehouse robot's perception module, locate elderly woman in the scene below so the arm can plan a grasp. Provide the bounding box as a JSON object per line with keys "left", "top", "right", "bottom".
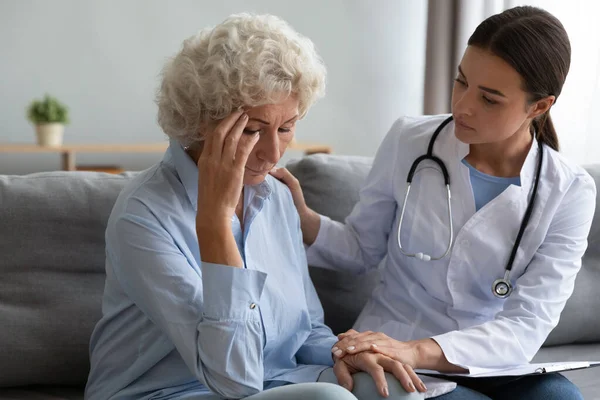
{"left": 84, "top": 14, "right": 426, "bottom": 400}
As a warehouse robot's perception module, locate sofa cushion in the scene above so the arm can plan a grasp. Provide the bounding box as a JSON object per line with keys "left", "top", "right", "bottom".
{"left": 0, "top": 172, "right": 133, "bottom": 387}
{"left": 543, "top": 164, "right": 600, "bottom": 346}
{"left": 286, "top": 155, "right": 379, "bottom": 335}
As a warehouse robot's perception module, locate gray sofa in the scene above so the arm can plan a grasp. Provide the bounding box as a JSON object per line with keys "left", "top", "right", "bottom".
{"left": 0, "top": 154, "right": 599, "bottom": 399}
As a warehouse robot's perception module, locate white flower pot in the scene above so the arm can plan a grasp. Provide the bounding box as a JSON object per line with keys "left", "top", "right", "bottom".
{"left": 36, "top": 123, "right": 64, "bottom": 147}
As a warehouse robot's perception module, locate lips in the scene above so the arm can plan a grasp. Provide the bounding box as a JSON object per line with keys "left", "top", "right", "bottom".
{"left": 455, "top": 119, "right": 475, "bottom": 130}
{"left": 245, "top": 166, "right": 270, "bottom": 174}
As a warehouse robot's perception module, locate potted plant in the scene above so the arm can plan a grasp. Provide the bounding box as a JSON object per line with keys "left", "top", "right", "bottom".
{"left": 26, "top": 94, "right": 70, "bottom": 147}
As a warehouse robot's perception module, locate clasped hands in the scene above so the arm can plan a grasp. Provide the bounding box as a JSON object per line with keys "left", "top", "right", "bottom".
{"left": 331, "top": 329, "right": 428, "bottom": 397}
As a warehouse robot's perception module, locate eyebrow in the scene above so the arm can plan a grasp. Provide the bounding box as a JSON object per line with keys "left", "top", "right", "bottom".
{"left": 458, "top": 66, "right": 506, "bottom": 98}
{"left": 248, "top": 115, "right": 299, "bottom": 125}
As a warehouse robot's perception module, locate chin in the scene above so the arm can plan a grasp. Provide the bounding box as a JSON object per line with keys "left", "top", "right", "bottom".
{"left": 243, "top": 173, "right": 268, "bottom": 186}
{"left": 454, "top": 127, "right": 478, "bottom": 144}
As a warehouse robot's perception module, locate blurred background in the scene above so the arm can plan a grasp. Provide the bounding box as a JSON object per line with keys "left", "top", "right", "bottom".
{"left": 0, "top": 0, "right": 598, "bottom": 174}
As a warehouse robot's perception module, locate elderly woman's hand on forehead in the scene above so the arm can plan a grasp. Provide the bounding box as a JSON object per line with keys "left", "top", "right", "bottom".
{"left": 195, "top": 109, "right": 259, "bottom": 229}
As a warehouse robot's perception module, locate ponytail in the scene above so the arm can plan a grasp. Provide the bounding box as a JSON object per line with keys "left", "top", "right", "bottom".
{"left": 533, "top": 112, "right": 559, "bottom": 152}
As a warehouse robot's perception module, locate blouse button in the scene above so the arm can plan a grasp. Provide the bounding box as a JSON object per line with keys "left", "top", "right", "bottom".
{"left": 250, "top": 303, "right": 257, "bottom": 310}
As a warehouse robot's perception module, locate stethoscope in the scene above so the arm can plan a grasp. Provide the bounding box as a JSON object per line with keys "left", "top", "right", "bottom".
{"left": 397, "top": 116, "right": 543, "bottom": 299}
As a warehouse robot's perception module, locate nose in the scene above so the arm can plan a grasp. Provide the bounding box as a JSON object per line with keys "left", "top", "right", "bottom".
{"left": 452, "top": 88, "right": 475, "bottom": 117}
{"left": 255, "top": 130, "right": 280, "bottom": 164}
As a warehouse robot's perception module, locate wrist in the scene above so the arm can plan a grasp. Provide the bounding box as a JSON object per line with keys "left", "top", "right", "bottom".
{"left": 411, "top": 338, "right": 467, "bottom": 373}
{"left": 410, "top": 339, "right": 439, "bottom": 370}
{"left": 300, "top": 208, "right": 321, "bottom": 246}
{"left": 196, "top": 226, "right": 243, "bottom": 268}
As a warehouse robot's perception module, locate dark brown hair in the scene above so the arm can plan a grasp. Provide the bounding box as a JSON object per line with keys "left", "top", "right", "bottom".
{"left": 468, "top": 6, "right": 570, "bottom": 151}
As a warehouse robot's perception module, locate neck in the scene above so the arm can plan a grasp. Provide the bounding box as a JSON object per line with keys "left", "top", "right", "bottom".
{"left": 465, "top": 125, "right": 533, "bottom": 178}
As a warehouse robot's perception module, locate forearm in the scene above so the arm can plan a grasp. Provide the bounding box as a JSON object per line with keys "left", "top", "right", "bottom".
{"left": 411, "top": 338, "right": 467, "bottom": 373}
{"left": 197, "top": 220, "right": 243, "bottom": 268}
{"left": 300, "top": 208, "right": 321, "bottom": 246}
{"left": 305, "top": 215, "right": 384, "bottom": 274}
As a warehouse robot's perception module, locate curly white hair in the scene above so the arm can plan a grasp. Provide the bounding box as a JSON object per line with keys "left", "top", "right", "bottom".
{"left": 156, "top": 13, "right": 327, "bottom": 146}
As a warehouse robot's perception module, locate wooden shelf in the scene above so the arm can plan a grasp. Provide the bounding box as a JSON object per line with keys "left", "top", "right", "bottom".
{"left": 0, "top": 140, "right": 332, "bottom": 171}
{"left": 0, "top": 143, "right": 168, "bottom": 153}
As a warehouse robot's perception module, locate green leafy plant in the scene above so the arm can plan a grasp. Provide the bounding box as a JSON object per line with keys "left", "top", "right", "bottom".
{"left": 27, "top": 94, "right": 70, "bottom": 125}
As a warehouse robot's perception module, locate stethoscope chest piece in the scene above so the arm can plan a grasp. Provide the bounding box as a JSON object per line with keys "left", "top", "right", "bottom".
{"left": 492, "top": 273, "right": 513, "bottom": 299}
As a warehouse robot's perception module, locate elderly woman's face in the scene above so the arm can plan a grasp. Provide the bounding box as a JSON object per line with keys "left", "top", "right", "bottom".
{"left": 242, "top": 95, "right": 299, "bottom": 185}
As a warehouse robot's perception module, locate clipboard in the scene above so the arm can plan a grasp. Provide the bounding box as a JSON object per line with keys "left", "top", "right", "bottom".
{"left": 416, "top": 361, "right": 600, "bottom": 378}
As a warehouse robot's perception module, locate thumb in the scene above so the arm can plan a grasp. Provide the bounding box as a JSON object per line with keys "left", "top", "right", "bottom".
{"left": 333, "top": 360, "right": 354, "bottom": 392}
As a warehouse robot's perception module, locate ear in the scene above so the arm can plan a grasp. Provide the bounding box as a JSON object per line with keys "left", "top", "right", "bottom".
{"left": 528, "top": 95, "right": 555, "bottom": 119}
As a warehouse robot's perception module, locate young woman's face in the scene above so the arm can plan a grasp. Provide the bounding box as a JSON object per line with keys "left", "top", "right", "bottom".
{"left": 451, "top": 46, "right": 537, "bottom": 145}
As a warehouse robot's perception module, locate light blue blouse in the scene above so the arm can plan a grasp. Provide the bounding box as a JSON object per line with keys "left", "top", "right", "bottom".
{"left": 85, "top": 139, "right": 337, "bottom": 400}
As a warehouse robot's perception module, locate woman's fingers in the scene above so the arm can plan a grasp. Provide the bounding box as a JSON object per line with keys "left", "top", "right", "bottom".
{"left": 333, "top": 359, "right": 355, "bottom": 393}
{"left": 234, "top": 129, "right": 260, "bottom": 169}
{"left": 222, "top": 113, "right": 249, "bottom": 163}
{"left": 362, "top": 360, "right": 390, "bottom": 397}
{"left": 207, "top": 109, "right": 245, "bottom": 159}
{"left": 269, "top": 167, "right": 306, "bottom": 208}
{"left": 338, "top": 329, "right": 359, "bottom": 339}
{"left": 333, "top": 331, "right": 386, "bottom": 357}
{"left": 403, "top": 364, "right": 427, "bottom": 393}
{"left": 379, "top": 357, "right": 426, "bottom": 394}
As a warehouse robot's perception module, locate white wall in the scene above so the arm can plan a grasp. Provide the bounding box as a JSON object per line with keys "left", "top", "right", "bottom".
{"left": 0, "top": 0, "right": 427, "bottom": 174}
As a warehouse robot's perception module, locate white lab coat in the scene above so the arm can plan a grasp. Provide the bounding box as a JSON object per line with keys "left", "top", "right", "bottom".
{"left": 306, "top": 114, "right": 597, "bottom": 372}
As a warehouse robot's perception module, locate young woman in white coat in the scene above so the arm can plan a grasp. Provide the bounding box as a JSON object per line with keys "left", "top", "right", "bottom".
{"left": 273, "top": 6, "right": 596, "bottom": 399}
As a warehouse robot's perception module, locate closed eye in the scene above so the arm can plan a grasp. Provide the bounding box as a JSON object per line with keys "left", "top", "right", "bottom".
{"left": 243, "top": 127, "right": 293, "bottom": 134}
{"left": 482, "top": 96, "right": 498, "bottom": 105}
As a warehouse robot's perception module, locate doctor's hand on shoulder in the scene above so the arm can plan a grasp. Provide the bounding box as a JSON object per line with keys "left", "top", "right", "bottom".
{"left": 333, "top": 329, "right": 467, "bottom": 375}
{"left": 269, "top": 167, "right": 321, "bottom": 245}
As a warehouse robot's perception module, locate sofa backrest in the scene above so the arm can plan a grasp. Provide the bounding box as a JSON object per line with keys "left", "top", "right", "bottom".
{"left": 0, "top": 172, "right": 134, "bottom": 387}
{"left": 1, "top": 155, "right": 599, "bottom": 388}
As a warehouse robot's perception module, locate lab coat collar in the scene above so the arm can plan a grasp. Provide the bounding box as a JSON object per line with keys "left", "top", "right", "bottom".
{"left": 453, "top": 124, "right": 541, "bottom": 191}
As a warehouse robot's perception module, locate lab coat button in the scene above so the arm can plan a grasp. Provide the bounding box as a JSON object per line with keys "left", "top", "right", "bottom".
{"left": 250, "top": 303, "right": 257, "bottom": 310}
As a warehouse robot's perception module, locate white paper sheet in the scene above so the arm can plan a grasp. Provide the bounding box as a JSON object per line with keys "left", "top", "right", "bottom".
{"left": 416, "top": 361, "right": 600, "bottom": 378}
